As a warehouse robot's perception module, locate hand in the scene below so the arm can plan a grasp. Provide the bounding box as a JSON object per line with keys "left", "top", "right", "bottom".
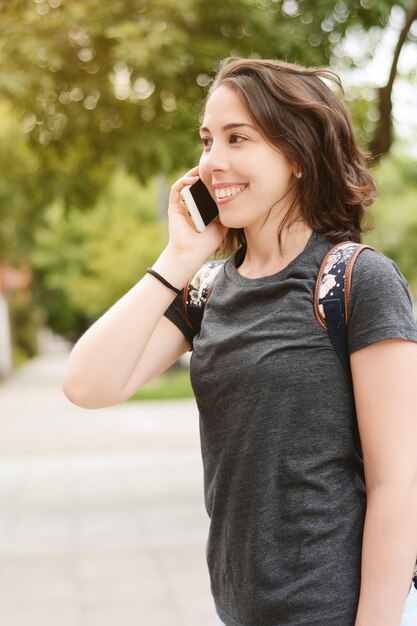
{"left": 166, "top": 166, "right": 228, "bottom": 265}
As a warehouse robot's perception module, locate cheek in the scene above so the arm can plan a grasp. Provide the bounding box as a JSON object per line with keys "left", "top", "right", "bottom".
{"left": 263, "top": 158, "right": 293, "bottom": 188}
{"left": 198, "top": 154, "right": 211, "bottom": 186}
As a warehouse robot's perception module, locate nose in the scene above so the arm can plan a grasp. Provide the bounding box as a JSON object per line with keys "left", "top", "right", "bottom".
{"left": 200, "top": 140, "right": 229, "bottom": 176}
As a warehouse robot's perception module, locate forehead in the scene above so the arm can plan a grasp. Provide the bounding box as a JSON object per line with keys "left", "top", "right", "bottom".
{"left": 201, "top": 85, "right": 252, "bottom": 129}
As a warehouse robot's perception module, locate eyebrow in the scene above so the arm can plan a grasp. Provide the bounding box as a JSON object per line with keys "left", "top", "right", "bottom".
{"left": 199, "top": 122, "right": 257, "bottom": 134}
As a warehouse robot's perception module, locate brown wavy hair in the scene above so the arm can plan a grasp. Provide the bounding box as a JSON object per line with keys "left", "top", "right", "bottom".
{"left": 203, "top": 58, "right": 376, "bottom": 254}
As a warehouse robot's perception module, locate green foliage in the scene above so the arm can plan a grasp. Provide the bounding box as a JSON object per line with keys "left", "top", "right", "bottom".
{"left": 365, "top": 153, "right": 417, "bottom": 298}
{"left": 8, "top": 289, "right": 43, "bottom": 363}
{"left": 1, "top": 0, "right": 416, "bottom": 356}
{"left": 1, "top": 0, "right": 411, "bottom": 208}
{"left": 32, "top": 171, "right": 166, "bottom": 337}
{"left": 0, "top": 102, "right": 50, "bottom": 262}
{"left": 343, "top": 84, "right": 380, "bottom": 151}
{"left": 0, "top": 0, "right": 413, "bottom": 250}
{"left": 128, "top": 365, "right": 193, "bottom": 401}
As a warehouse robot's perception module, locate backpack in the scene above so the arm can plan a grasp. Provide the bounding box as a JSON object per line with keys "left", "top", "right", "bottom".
{"left": 183, "top": 240, "right": 417, "bottom": 586}
{"left": 183, "top": 241, "right": 373, "bottom": 377}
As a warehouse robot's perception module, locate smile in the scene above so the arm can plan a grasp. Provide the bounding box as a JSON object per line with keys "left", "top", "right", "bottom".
{"left": 214, "top": 185, "right": 247, "bottom": 201}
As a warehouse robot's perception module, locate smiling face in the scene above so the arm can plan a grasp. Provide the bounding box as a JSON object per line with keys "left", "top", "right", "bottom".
{"left": 199, "top": 85, "right": 299, "bottom": 231}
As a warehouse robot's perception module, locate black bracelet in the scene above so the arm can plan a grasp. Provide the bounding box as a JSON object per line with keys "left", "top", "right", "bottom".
{"left": 146, "top": 268, "right": 182, "bottom": 295}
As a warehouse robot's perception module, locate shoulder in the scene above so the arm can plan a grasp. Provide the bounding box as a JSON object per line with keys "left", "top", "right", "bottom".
{"left": 183, "top": 259, "right": 227, "bottom": 336}
{"left": 352, "top": 248, "right": 409, "bottom": 286}
{"left": 350, "top": 247, "right": 414, "bottom": 311}
{"left": 187, "top": 259, "right": 226, "bottom": 307}
{"left": 164, "top": 259, "right": 227, "bottom": 346}
{"left": 348, "top": 247, "right": 417, "bottom": 353}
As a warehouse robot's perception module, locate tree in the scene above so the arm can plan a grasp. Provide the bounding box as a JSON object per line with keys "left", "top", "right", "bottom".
{"left": 370, "top": 2, "right": 417, "bottom": 159}
{"left": 2, "top": 0, "right": 416, "bottom": 355}
{"left": 31, "top": 170, "right": 165, "bottom": 339}
{"left": 365, "top": 153, "right": 417, "bottom": 298}
{"left": 0, "top": 102, "right": 50, "bottom": 261}
{"left": 1, "top": 0, "right": 415, "bottom": 211}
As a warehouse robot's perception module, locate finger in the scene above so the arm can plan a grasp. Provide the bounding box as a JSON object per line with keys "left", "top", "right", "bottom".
{"left": 184, "top": 165, "right": 200, "bottom": 177}
{"left": 172, "top": 166, "right": 199, "bottom": 189}
{"left": 171, "top": 174, "right": 199, "bottom": 194}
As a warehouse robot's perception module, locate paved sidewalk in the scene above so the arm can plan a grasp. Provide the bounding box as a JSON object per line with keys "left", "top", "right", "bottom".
{"left": 0, "top": 353, "right": 214, "bottom": 626}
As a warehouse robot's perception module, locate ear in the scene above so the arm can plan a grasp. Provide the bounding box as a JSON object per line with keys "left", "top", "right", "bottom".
{"left": 291, "top": 166, "right": 302, "bottom": 179}
{"left": 289, "top": 159, "right": 302, "bottom": 179}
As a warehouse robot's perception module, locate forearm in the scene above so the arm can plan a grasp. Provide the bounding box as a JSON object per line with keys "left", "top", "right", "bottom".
{"left": 355, "top": 485, "right": 417, "bottom": 626}
{"left": 63, "top": 248, "right": 197, "bottom": 407}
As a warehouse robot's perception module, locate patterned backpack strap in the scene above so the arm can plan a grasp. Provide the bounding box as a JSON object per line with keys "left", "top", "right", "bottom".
{"left": 314, "top": 241, "right": 374, "bottom": 374}
{"left": 183, "top": 260, "right": 226, "bottom": 334}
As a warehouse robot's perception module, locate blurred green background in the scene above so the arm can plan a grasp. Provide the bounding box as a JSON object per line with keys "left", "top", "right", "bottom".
{"left": 1, "top": 0, "right": 416, "bottom": 397}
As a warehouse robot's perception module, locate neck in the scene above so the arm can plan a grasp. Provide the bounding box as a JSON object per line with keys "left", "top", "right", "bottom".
{"left": 238, "top": 220, "right": 314, "bottom": 279}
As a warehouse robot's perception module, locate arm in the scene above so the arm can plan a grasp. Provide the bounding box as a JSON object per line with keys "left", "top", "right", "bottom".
{"left": 62, "top": 265, "right": 189, "bottom": 409}
{"left": 351, "top": 338, "right": 417, "bottom": 626}
{"left": 62, "top": 166, "right": 228, "bottom": 409}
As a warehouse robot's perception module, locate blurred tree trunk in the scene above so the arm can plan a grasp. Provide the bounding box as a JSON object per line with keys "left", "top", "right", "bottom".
{"left": 371, "top": 3, "right": 417, "bottom": 161}
{"left": 0, "top": 294, "right": 13, "bottom": 377}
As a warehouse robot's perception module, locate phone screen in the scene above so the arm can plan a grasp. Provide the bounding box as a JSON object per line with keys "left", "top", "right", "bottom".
{"left": 189, "top": 179, "right": 219, "bottom": 226}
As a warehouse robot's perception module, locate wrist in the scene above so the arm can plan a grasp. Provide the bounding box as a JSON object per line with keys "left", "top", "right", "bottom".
{"left": 146, "top": 268, "right": 182, "bottom": 296}
{"left": 151, "top": 247, "right": 201, "bottom": 290}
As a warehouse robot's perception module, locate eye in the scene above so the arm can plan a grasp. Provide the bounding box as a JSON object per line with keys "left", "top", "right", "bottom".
{"left": 229, "top": 134, "right": 246, "bottom": 144}
{"left": 200, "top": 136, "right": 212, "bottom": 150}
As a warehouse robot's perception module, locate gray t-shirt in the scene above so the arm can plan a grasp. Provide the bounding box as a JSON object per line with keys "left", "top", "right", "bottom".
{"left": 164, "top": 232, "right": 417, "bottom": 626}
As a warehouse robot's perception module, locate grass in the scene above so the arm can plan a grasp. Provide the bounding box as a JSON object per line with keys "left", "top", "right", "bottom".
{"left": 128, "top": 366, "right": 194, "bottom": 401}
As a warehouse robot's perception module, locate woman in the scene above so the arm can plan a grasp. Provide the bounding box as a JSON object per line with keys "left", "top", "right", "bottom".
{"left": 63, "top": 58, "right": 417, "bottom": 626}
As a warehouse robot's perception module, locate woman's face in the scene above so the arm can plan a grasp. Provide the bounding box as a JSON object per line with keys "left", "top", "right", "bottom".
{"left": 199, "top": 85, "right": 298, "bottom": 231}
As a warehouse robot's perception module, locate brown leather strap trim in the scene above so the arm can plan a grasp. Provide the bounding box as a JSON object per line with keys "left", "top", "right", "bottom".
{"left": 313, "top": 242, "right": 352, "bottom": 330}
{"left": 183, "top": 282, "right": 193, "bottom": 329}
{"left": 343, "top": 244, "right": 374, "bottom": 324}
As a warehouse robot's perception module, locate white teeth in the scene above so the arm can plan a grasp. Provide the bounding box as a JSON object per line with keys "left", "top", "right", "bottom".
{"left": 215, "top": 185, "right": 246, "bottom": 200}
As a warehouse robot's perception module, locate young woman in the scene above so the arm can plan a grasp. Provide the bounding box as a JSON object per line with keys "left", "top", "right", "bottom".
{"left": 63, "top": 58, "right": 417, "bottom": 626}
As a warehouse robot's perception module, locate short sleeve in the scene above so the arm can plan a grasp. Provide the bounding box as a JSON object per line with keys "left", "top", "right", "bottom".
{"left": 347, "top": 249, "right": 417, "bottom": 354}
{"left": 164, "top": 292, "right": 196, "bottom": 349}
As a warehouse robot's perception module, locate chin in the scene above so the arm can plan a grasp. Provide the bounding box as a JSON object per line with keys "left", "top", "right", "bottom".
{"left": 218, "top": 213, "right": 247, "bottom": 230}
{"left": 220, "top": 219, "right": 246, "bottom": 230}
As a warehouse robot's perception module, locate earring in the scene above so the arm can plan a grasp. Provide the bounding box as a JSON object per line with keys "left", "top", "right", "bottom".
{"left": 296, "top": 171, "right": 302, "bottom": 179}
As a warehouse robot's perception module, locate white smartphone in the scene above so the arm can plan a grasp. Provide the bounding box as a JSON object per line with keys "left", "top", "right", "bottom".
{"left": 180, "top": 179, "right": 219, "bottom": 232}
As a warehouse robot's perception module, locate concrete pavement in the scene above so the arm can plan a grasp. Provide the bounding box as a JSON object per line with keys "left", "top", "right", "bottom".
{"left": 0, "top": 351, "right": 215, "bottom": 626}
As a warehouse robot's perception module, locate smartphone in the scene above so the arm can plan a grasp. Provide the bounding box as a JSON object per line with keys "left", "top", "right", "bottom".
{"left": 180, "top": 179, "right": 219, "bottom": 232}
